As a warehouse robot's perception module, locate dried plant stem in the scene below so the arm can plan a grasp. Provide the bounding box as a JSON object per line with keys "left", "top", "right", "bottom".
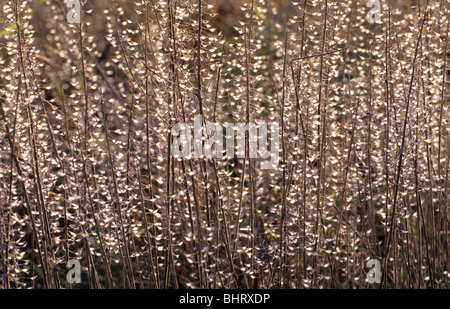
{"left": 380, "top": 10, "right": 427, "bottom": 289}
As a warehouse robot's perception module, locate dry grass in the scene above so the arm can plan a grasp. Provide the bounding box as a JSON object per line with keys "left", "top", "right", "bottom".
{"left": 0, "top": 0, "right": 448, "bottom": 289}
